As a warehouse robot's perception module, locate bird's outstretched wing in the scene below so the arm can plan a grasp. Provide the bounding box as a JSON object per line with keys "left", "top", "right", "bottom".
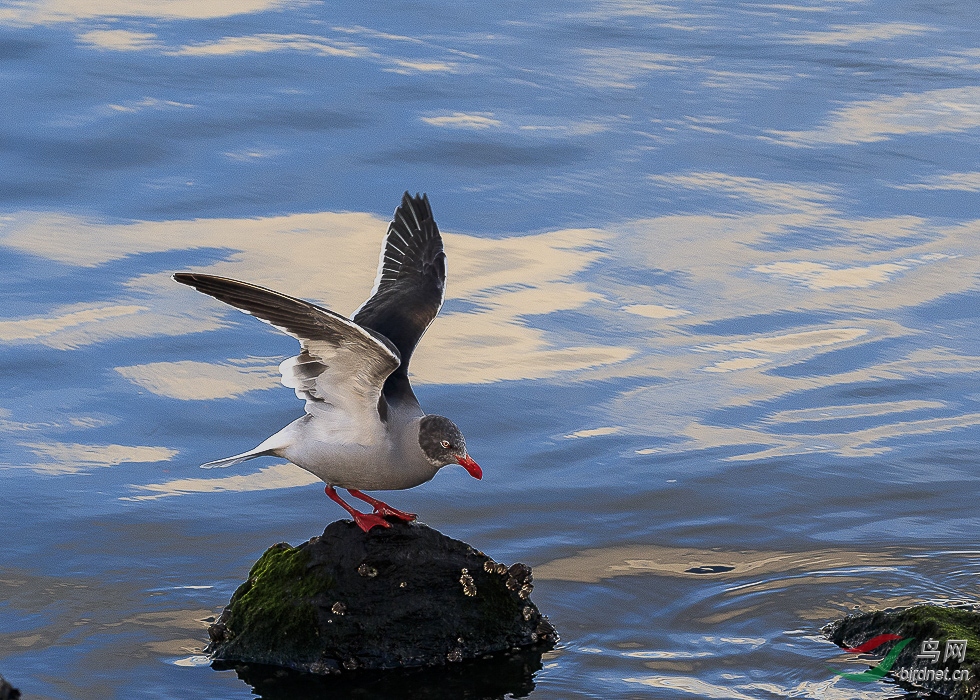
{"left": 352, "top": 192, "right": 446, "bottom": 373}
{"left": 173, "top": 273, "right": 400, "bottom": 425}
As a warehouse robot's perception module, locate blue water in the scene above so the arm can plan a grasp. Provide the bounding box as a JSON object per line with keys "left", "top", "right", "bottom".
{"left": 2, "top": 1, "right": 979, "bottom": 698}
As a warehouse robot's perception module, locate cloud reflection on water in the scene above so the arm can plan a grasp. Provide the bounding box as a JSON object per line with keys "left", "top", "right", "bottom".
{"left": 0, "top": 303, "right": 149, "bottom": 348}
{"left": 123, "top": 463, "right": 320, "bottom": 501}
{"left": 169, "top": 34, "right": 371, "bottom": 59}
{"left": 894, "top": 171, "right": 980, "bottom": 192}
{"left": 780, "top": 22, "right": 936, "bottom": 46}
{"left": 0, "top": 209, "right": 629, "bottom": 387}
{"left": 115, "top": 359, "right": 281, "bottom": 401}
{"left": 2, "top": 165, "right": 979, "bottom": 477}
{"left": 534, "top": 543, "right": 907, "bottom": 583}
{"left": 72, "top": 26, "right": 466, "bottom": 76}
{"left": 76, "top": 29, "right": 163, "bottom": 51}
{"left": 0, "top": 0, "right": 299, "bottom": 24}
{"left": 765, "top": 87, "right": 980, "bottom": 147}
{"left": 15, "top": 441, "right": 178, "bottom": 475}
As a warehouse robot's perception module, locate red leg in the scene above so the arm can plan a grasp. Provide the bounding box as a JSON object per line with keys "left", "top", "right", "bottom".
{"left": 347, "top": 489, "right": 417, "bottom": 523}
{"left": 324, "top": 486, "right": 390, "bottom": 532}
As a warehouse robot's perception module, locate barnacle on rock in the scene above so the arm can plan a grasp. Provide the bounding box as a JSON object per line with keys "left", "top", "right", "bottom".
{"left": 357, "top": 563, "right": 378, "bottom": 578}
{"left": 460, "top": 568, "right": 477, "bottom": 597}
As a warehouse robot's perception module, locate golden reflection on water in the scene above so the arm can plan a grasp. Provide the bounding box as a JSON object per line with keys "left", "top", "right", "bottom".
{"left": 0, "top": 570, "right": 211, "bottom": 661}
{"left": 623, "top": 674, "right": 759, "bottom": 699}
{"left": 0, "top": 0, "right": 306, "bottom": 24}
{"left": 115, "top": 358, "right": 281, "bottom": 401}
{"left": 0, "top": 211, "right": 630, "bottom": 388}
{"left": 534, "top": 544, "right": 910, "bottom": 583}
{"left": 122, "top": 462, "right": 320, "bottom": 501}
{"left": 119, "top": 609, "right": 212, "bottom": 656}
{"left": 70, "top": 22, "right": 467, "bottom": 78}
{"left": 16, "top": 441, "right": 178, "bottom": 475}
{"left": 537, "top": 544, "right": 978, "bottom": 629}
{"left": 781, "top": 22, "right": 934, "bottom": 47}
{"left": 766, "top": 86, "right": 980, "bottom": 147}
{"left": 623, "top": 675, "right": 865, "bottom": 700}
{"left": 2, "top": 170, "right": 980, "bottom": 471}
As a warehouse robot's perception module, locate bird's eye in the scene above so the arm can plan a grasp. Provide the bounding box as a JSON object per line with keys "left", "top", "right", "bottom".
{"left": 440, "top": 440, "right": 451, "bottom": 449}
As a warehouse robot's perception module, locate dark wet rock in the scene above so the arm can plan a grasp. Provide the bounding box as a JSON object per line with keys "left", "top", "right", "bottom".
{"left": 0, "top": 675, "right": 20, "bottom": 700}
{"left": 825, "top": 604, "right": 980, "bottom": 699}
{"left": 206, "top": 520, "right": 557, "bottom": 675}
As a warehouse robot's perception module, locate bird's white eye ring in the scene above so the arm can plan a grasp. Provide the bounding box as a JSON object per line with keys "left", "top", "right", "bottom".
{"left": 441, "top": 440, "right": 451, "bottom": 449}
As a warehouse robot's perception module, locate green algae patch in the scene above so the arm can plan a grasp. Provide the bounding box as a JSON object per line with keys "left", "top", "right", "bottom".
{"left": 209, "top": 542, "right": 334, "bottom": 669}
{"left": 826, "top": 604, "right": 980, "bottom": 700}
{"left": 206, "top": 521, "right": 557, "bottom": 675}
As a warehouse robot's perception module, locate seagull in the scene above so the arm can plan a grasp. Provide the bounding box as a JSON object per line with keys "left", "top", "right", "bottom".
{"left": 173, "top": 192, "right": 482, "bottom": 532}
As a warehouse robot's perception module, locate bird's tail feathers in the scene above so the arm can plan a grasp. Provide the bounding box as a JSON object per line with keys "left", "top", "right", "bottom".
{"left": 201, "top": 447, "right": 276, "bottom": 469}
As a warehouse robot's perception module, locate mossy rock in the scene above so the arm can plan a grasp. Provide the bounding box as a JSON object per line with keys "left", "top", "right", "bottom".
{"left": 206, "top": 520, "right": 557, "bottom": 674}
{"left": 825, "top": 604, "right": 980, "bottom": 699}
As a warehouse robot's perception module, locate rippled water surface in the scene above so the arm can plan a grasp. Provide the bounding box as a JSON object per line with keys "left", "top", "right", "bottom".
{"left": 2, "top": 1, "right": 979, "bottom": 698}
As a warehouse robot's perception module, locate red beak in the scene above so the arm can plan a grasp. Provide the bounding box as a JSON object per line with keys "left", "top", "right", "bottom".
{"left": 456, "top": 454, "right": 482, "bottom": 480}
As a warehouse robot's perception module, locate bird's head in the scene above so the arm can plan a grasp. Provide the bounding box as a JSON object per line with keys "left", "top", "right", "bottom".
{"left": 419, "top": 415, "right": 482, "bottom": 479}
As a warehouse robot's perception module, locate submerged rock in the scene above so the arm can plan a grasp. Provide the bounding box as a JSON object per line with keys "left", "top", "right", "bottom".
{"left": 825, "top": 604, "right": 980, "bottom": 699}
{"left": 214, "top": 645, "right": 546, "bottom": 699}
{"left": 0, "top": 675, "right": 20, "bottom": 700}
{"left": 206, "top": 520, "right": 557, "bottom": 674}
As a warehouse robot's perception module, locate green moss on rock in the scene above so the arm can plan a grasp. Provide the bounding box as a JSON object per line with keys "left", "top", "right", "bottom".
{"left": 826, "top": 604, "right": 980, "bottom": 700}
{"left": 210, "top": 542, "right": 334, "bottom": 668}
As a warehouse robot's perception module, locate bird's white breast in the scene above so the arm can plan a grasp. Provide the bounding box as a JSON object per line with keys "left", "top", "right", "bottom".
{"left": 277, "top": 406, "right": 437, "bottom": 491}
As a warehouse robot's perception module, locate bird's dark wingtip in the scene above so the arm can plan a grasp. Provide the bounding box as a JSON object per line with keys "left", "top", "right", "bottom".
{"left": 173, "top": 271, "right": 222, "bottom": 291}
{"left": 396, "top": 191, "right": 433, "bottom": 225}
{"left": 174, "top": 271, "right": 230, "bottom": 284}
